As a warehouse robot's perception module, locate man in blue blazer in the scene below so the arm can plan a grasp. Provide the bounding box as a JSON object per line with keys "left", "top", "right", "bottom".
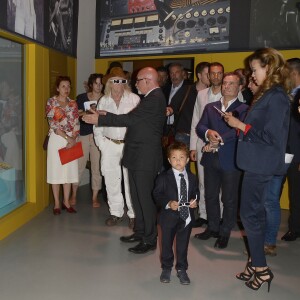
{"left": 282, "top": 58, "right": 300, "bottom": 241}
{"left": 195, "top": 72, "right": 248, "bottom": 249}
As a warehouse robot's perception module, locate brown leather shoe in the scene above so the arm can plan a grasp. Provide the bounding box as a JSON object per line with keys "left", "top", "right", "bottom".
{"left": 264, "top": 245, "right": 277, "bottom": 256}
{"left": 105, "top": 215, "right": 122, "bottom": 226}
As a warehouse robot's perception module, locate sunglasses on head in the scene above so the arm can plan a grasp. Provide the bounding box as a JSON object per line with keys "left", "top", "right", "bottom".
{"left": 110, "top": 79, "right": 127, "bottom": 84}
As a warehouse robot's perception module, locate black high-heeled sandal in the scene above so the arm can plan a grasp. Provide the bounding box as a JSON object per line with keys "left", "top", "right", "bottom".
{"left": 236, "top": 261, "right": 255, "bottom": 281}
{"left": 245, "top": 268, "right": 274, "bottom": 292}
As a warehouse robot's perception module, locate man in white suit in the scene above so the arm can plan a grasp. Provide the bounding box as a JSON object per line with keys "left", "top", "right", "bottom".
{"left": 190, "top": 62, "right": 224, "bottom": 227}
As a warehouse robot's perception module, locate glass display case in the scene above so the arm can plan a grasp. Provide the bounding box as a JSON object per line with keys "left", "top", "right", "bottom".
{"left": 0, "top": 37, "right": 25, "bottom": 217}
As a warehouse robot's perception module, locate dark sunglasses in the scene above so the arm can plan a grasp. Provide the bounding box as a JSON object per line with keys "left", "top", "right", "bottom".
{"left": 110, "top": 79, "right": 127, "bottom": 84}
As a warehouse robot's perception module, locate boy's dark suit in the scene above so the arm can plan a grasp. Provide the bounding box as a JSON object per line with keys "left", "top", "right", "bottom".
{"left": 153, "top": 168, "right": 199, "bottom": 271}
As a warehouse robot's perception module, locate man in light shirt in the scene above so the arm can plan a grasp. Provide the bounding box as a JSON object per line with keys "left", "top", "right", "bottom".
{"left": 94, "top": 67, "right": 140, "bottom": 228}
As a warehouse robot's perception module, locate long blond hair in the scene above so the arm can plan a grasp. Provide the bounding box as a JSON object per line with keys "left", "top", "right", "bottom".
{"left": 104, "top": 79, "right": 132, "bottom": 96}
{"left": 248, "top": 48, "right": 291, "bottom": 104}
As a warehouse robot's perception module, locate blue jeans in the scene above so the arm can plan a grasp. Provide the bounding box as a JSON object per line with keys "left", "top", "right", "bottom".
{"left": 264, "top": 175, "right": 284, "bottom": 245}
{"left": 264, "top": 164, "right": 289, "bottom": 245}
{"left": 241, "top": 172, "right": 272, "bottom": 266}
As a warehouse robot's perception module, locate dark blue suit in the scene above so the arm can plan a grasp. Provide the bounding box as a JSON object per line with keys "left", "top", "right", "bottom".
{"left": 196, "top": 99, "right": 248, "bottom": 237}
{"left": 153, "top": 168, "right": 199, "bottom": 271}
{"left": 237, "top": 85, "right": 290, "bottom": 266}
{"left": 286, "top": 89, "right": 300, "bottom": 233}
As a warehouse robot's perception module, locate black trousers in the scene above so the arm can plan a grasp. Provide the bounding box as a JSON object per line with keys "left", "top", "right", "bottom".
{"left": 287, "top": 162, "right": 300, "bottom": 232}
{"left": 204, "top": 154, "right": 241, "bottom": 237}
{"left": 160, "top": 216, "right": 192, "bottom": 271}
{"left": 127, "top": 169, "right": 158, "bottom": 245}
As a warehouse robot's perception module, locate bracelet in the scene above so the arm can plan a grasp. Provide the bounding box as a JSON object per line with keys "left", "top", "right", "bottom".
{"left": 64, "top": 135, "right": 68, "bottom": 140}
{"left": 244, "top": 124, "right": 252, "bottom": 135}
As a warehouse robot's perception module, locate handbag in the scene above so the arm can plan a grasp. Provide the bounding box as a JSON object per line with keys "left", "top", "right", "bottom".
{"left": 58, "top": 141, "right": 83, "bottom": 165}
{"left": 43, "top": 134, "right": 50, "bottom": 150}
{"left": 162, "top": 126, "right": 175, "bottom": 149}
{"left": 162, "top": 85, "right": 192, "bottom": 149}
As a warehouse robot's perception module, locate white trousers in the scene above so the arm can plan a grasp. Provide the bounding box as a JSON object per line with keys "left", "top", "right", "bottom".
{"left": 100, "top": 138, "right": 134, "bottom": 218}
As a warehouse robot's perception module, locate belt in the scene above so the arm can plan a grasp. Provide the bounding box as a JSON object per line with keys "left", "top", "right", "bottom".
{"left": 176, "top": 130, "right": 190, "bottom": 136}
{"left": 105, "top": 136, "right": 125, "bottom": 144}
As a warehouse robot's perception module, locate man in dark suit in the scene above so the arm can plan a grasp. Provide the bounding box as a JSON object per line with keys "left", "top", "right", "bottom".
{"left": 195, "top": 72, "right": 248, "bottom": 249}
{"left": 282, "top": 58, "right": 300, "bottom": 241}
{"left": 163, "top": 63, "right": 195, "bottom": 169}
{"left": 165, "top": 63, "right": 193, "bottom": 136}
{"left": 83, "top": 67, "right": 166, "bottom": 253}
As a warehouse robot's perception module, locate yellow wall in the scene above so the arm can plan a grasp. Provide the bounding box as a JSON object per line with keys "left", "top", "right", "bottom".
{"left": 0, "top": 30, "right": 76, "bottom": 240}
{"left": 96, "top": 50, "right": 300, "bottom": 76}
{"left": 96, "top": 49, "right": 300, "bottom": 209}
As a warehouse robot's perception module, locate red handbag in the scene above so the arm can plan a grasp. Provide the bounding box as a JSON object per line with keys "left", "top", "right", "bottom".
{"left": 58, "top": 142, "right": 83, "bottom": 165}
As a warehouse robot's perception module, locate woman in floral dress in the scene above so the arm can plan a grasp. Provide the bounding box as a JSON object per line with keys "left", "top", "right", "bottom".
{"left": 45, "top": 76, "right": 79, "bottom": 215}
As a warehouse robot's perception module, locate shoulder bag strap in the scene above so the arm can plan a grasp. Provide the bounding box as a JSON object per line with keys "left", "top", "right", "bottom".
{"left": 178, "top": 85, "right": 192, "bottom": 113}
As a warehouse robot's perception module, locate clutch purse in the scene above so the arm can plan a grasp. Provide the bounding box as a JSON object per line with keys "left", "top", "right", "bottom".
{"left": 58, "top": 142, "right": 83, "bottom": 165}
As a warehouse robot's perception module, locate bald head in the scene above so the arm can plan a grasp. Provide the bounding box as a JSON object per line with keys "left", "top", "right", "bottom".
{"left": 135, "top": 67, "right": 159, "bottom": 95}
{"left": 140, "top": 67, "right": 159, "bottom": 83}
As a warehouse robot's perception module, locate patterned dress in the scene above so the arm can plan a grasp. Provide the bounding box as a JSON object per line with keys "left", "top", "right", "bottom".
{"left": 45, "top": 96, "right": 80, "bottom": 184}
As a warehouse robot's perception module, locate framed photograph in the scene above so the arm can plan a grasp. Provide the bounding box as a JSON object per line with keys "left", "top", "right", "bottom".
{"left": 4, "top": 0, "right": 44, "bottom": 43}
{"left": 83, "top": 100, "right": 97, "bottom": 111}
{"left": 45, "top": 0, "right": 78, "bottom": 56}
{"left": 249, "top": 0, "right": 300, "bottom": 49}
{"left": 96, "top": 0, "right": 231, "bottom": 58}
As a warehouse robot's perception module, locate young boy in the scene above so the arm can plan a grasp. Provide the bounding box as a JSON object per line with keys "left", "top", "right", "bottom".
{"left": 153, "top": 142, "right": 199, "bottom": 285}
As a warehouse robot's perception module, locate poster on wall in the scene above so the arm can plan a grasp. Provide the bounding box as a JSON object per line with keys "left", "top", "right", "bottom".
{"left": 6, "top": 0, "right": 44, "bottom": 43}
{"left": 96, "top": 0, "right": 231, "bottom": 58}
{"left": 250, "top": 0, "right": 300, "bottom": 49}
{"left": 45, "top": 0, "right": 78, "bottom": 56}
{"left": 0, "top": 0, "right": 78, "bottom": 57}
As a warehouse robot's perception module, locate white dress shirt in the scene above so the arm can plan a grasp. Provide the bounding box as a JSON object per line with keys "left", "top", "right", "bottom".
{"left": 190, "top": 87, "right": 222, "bottom": 150}
{"left": 167, "top": 80, "right": 184, "bottom": 125}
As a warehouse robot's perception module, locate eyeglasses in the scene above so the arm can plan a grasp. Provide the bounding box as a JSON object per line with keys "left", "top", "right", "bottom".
{"left": 136, "top": 78, "right": 148, "bottom": 83}
{"left": 222, "top": 81, "right": 239, "bottom": 87}
{"left": 110, "top": 79, "right": 127, "bottom": 84}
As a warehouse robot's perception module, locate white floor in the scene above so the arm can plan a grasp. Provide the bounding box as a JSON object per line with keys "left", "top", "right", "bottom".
{"left": 0, "top": 185, "right": 299, "bottom": 300}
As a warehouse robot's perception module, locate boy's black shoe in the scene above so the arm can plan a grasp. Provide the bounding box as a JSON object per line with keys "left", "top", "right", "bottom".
{"left": 160, "top": 269, "right": 171, "bottom": 283}
{"left": 177, "top": 270, "right": 190, "bottom": 285}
